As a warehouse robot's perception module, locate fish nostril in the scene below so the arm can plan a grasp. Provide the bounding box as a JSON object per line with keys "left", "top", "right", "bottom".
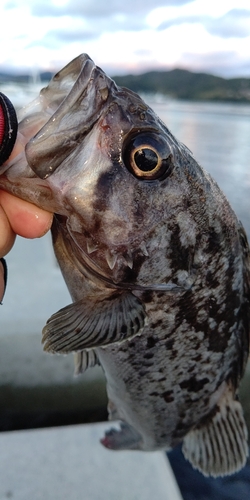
{"left": 99, "top": 86, "right": 109, "bottom": 101}
{"left": 0, "top": 92, "right": 18, "bottom": 167}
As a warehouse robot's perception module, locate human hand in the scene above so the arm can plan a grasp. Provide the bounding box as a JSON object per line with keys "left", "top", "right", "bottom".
{"left": 0, "top": 93, "right": 53, "bottom": 302}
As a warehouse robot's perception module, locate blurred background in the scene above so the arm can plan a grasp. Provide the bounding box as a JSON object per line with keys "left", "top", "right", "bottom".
{"left": 0, "top": 1, "right": 250, "bottom": 499}
{"left": 1, "top": 0, "right": 250, "bottom": 77}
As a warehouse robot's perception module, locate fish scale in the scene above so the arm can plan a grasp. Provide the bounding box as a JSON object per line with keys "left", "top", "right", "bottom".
{"left": 0, "top": 53, "right": 249, "bottom": 477}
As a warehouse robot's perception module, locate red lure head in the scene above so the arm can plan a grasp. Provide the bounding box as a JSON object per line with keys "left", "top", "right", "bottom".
{"left": 0, "top": 92, "right": 18, "bottom": 166}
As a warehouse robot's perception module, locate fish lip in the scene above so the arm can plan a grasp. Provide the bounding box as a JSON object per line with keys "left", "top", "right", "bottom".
{"left": 25, "top": 54, "right": 113, "bottom": 180}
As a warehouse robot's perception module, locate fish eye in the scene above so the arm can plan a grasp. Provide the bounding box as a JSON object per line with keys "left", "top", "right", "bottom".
{"left": 123, "top": 132, "right": 174, "bottom": 180}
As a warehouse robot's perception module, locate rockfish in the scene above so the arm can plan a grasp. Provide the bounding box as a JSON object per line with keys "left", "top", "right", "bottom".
{"left": 0, "top": 54, "right": 249, "bottom": 477}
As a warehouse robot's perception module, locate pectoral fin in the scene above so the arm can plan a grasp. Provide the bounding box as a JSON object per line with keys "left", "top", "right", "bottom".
{"left": 74, "top": 350, "right": 100, "bottom": 375}
{"left": 42, "top": 291, "right": 146, "bottom": 354}
{"left": 182, "top": 388, "right": 248, "bottom": 477}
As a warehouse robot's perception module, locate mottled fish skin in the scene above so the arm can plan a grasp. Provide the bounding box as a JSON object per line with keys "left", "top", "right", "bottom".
{"left": 0, "top": 54, "right": 249, "bottom": 477}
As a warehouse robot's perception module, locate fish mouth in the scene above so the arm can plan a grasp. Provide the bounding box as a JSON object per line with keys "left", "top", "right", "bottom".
{"left": 25, "top": 54, "right": 114, "bottom": 180}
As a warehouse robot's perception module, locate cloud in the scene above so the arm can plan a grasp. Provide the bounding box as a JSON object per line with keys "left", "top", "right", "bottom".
{"left": 1, "top": 1, "right": 250, "bottom": 78}
{"left": 157, "top": 8, "right": 250, "bottom": 39}
{"left": 205, "top": 9, "right": 250, "bottom": 38}
{"left": 31, "top": 0, "right": 190, "bottom": 19}
{"left": 29, "top": 0, "right": 193, "bottom": 46}
{"left": 157, "top": 15, "right": 201, "bottom": 31}
{"left": 28, "top": 0, "right": 205, "bottom": 52}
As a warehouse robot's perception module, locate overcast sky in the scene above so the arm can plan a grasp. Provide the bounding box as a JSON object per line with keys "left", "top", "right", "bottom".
{"left": 1, "top": 0, "right": 250, "bottom": 77}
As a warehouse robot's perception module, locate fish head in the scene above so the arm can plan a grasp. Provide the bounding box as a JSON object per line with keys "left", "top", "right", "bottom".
{"left": 1, "top": 54, "right": 207, "bottom": 289}
{"left": 27, "top": 54, "right": 192, "bottom": 288}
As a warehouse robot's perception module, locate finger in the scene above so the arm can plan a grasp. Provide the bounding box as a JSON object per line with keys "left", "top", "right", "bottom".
{"left": 0, "top": 204, "right": 15, "bottom": 256}
{"left": 0, "top": 191, "right": 53, "bottom": 239}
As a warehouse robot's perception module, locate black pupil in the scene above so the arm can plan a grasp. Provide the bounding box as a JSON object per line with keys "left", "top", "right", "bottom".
{"left": 134, "top": 148, "right": 158, "bottom": 172}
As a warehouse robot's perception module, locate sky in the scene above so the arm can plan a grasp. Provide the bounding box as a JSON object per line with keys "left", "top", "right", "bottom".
{"left": 1, "top": 0, "right": 250, "bottom": 78}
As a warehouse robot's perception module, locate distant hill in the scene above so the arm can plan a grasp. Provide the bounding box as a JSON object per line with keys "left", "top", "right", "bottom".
{"left": 1, "top": 67, "right": 250, "bottom": 103}
{"left": 112, "top": 69, "right": 250, "bottom": 103}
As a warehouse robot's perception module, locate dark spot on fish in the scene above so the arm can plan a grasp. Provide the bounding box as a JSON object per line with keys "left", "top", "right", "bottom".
{"left": 204, "top": 228, "right": 222, "bottom": 254}
{"left": 139, "top": 369, "right": 149, "bottom": 377}
{"left": 150, "top": 391, "right": 159, "bottom": 397}
{"left": 134, "top": 317, "right": 140, "bottom": 330}
{"left": 151, "top": 319, "right": 163, "bottom": 329}
{"left": 193, "top": 354, "right": 202, "bottom": 362}
{"left": 158, "top": 377, "right": 167, "bottom": 382}
{"left": 208, "top": 330, "right": 228, "bottom": 352}
{"left": 175, "top": 290, "right": 199, "bottom": 331}
{"left": 202, "top": 396, "right": 210, "bottom": 407}
{"left": 127, "top": 349, "right": 136, "bottom": 359}
{"left": 146, "top": 336, "right": 157, "bottom": 349}
{"left": 168, "top": 224, "right": 194, "bottom": 271}
{"left": 161, "top": 390, "right": 174, "bottom": 403}
{"left": 92, "top": 171, "right": 113, "bottom": 212}
{"left": 143, "top": 361, "right": 154, "bottom": 368}
{"left": 143, "top": 352, "right": 154, "bottom": 360}
{"left": 141, "top": 290, "right": 153, "bottom": 303}
{"left": 169, "top": 349, "right": 179, "bottom": 360}
{"left": 165, "top": 338, "right": 174, "bottom": 350}
{"left": 179, "top": 377, "right": 209, "bottom": 392}
{"left": 187, "top": 365, "right": 195, "bottom": 373}
{"left": 123, "top": 254, "right": 146, "bottom": 283}
{"left": 129, "top": 341, "right": 135, "bottom": 348}
{"left": 91, "top": 216, "right": 101, "bottom": 235}
{"left": 179, "top": 411, "right": 186, "bottom": 420}
{"left": 207, "top": 287, "right": 241, "bottom": 352}
{"left": 205, "top": 270, "right": 220, "bottom": 289}
{"left": 174, "top": 422, "right": 191, "bottom": 439}
{"left": 160, "top": 432, "right": 167, "bottom": 439}
{"left": 121, "top": 324, "right": 127, "bottom": 334}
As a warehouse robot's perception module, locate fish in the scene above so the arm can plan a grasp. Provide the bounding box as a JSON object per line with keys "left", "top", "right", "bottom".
{"left": 0, "top": 53, "right": 249, "bottom": 477}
